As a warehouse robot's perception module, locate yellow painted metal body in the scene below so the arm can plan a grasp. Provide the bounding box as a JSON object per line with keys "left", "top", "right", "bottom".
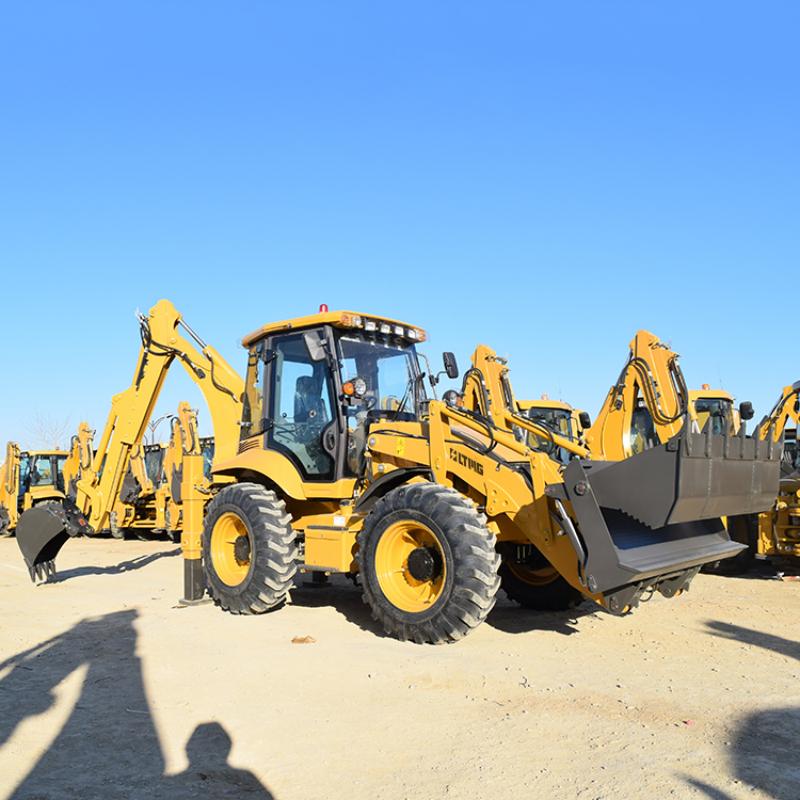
{"left": 303, "top": 527, "right": 359, "bottom": 572}
{"left": 373, "top": 520, "right": 446, "bottom": 612}
{"left": 0, "top": 443, "right": 66, "bottom": 533}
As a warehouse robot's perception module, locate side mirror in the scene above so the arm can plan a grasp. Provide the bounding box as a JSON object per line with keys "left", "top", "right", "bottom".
{"left": 578, "top": 411, "right": 592, "bottom": 430}
{"left": 303, "top": 331, "right": 327, "bottom": 362}
{"left": 442, "top": 352, "right": 459, "bottom": 380}
{"left": 739, "top": 401, "right": 754, "bottom": 421}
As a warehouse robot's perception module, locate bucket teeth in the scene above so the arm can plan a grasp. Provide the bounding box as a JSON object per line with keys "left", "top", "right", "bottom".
{"left": 28, "top": 560, "right": 56, "bottom": 584}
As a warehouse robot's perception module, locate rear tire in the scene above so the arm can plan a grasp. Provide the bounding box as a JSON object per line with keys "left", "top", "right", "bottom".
{"left": 499, "top": 558, "right": 583, "bottom": 610}
{"left": 358, "top": 482, "right": 501, "bottom": 644}
{"left": 203, "top": 483, "right": 297, "bottom": 614}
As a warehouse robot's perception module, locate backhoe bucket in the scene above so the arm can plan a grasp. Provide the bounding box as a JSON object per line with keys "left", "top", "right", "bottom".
{"left": 16, "top": 503, "right": 86, "bottom": 582}
{"left": 551, "top": 429, "right": 782, "bottom": 611}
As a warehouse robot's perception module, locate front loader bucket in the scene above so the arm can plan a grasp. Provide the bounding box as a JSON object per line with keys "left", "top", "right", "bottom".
{"left": 585, "top": 429, "right": 782, "bottom": 529}
{"left": 549, "top": 429, "right": 782, "bottom": 611}
{"left": 16, "top": 503, "right": 86, "bottom": 582}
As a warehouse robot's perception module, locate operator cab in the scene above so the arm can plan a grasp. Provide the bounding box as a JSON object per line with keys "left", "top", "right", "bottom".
{"left": 19, "top": 452, "right": 66, "bottom": 498}
{"left": 239, "top": 310, "right": 427, "bottom": 482}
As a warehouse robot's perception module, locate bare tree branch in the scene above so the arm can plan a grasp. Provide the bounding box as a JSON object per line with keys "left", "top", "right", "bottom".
{"left": 26, "top": 413, "right": 72, "bottom": 451}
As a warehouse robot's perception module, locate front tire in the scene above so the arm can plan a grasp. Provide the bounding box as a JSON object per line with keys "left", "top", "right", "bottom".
{"left": 358, "top": 483, "right": 501, "bottom": 644}
{"left": 203, "top": 483, "right": 297, "bottom": 614}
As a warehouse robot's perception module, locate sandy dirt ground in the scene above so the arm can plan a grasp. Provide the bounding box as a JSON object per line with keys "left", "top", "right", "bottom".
{"left": 0, "top": 537, "right": 798, "bottom": 800}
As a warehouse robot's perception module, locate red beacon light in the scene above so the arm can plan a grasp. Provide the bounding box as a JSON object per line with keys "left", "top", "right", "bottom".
{"left": 319, "top": 303, "right": 329, "bottom": 313}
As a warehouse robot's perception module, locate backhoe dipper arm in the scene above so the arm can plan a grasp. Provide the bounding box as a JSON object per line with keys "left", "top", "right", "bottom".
{"left": 73, "top": 299, "right": 244, "bottom": 532}
{"left": 756, "top": 381, "right": 800, "bottom": 442}
{"left": 16, "top": 300, "right": 245, "bottom": 577}
{"left": 586, "top": 330, "right": 688, "bottom": 460}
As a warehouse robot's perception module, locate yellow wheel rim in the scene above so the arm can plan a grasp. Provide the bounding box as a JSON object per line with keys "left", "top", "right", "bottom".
{"left": 374, "top": 520, "right": 447, "bottom": 613}
{"left": 507, "top": 561, "right": 559, "bottom": 587}
{"left": 210, "top": 512, "right": 252, "bottom": 586}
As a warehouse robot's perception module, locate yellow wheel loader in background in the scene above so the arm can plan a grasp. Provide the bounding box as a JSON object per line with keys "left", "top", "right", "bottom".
{"left": 0, "top": 443, "right": 67, "bottom": 536}
{"left": 17, "top": 303, "right": 783, "bottom": 643}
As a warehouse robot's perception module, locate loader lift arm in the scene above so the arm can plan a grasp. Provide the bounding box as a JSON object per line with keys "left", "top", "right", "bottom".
{"left": 16, "top": 300, "right": 245, "bottom": 579}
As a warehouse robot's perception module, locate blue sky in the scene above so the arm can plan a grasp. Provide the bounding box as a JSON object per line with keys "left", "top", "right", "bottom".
{"left": 1, "top": 2, "right": 797, "bottom": 447}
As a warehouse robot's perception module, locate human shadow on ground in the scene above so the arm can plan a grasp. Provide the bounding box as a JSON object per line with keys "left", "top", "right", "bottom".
{"left": 48, "top": 548, "right": 180, "bottom": 583}
{"left": 0, "top": 609, "right": 275, "bottom": 799}
{"left": 683, "top": 705, "right": 800, "bottom": 800}
{"left": 704, "top": 620, "right": 800, "bottom": 662}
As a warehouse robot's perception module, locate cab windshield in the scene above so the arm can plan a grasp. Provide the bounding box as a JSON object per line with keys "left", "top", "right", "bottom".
{"left": 523, "top": 407, "right": 573, "bottom": 464}
{"left": 29, "top": 455, "right": 56, "bottom": 487}
{"left": 337, "top": 334, "right": 423, "bottom": 421}
{"left": 695, "top": 398, "right": 735, "bottom": 435}
{"left": 144, "top": 448, "right": 165, "bottom": 485}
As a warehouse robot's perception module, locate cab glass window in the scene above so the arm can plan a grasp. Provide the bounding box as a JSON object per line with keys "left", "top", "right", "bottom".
{"left": 18, "top": 455, "right": 31, "bottom": 496}
{"left": 694, "top": 398, "right": 734, "bottom": 436}
{"left": 268, "top": 333, "right": 335, "bottom": 478}
{"left": 241, "top": 343, "right": 266, "bottom": 440}
{"left": 55, "top": 455, "right": 67, "bottom": 492}
{"left": 29, "top": 455, "right": 55, "bottom": 486}
{"left": 629, "top": 389, "right": 657, "bottom": 455}
{"left": 523, "top": 407, "right": 573, "bottom": 464}
{"left": 338, "top": 336, "right": 422, "bottom": 419}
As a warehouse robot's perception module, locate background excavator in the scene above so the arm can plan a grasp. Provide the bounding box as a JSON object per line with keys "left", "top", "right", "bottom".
{"left": 16, "top": 302, "right": 782, "bottom": 643}
{"left": 0, "top": 443, "right": 67, "bottom": 536}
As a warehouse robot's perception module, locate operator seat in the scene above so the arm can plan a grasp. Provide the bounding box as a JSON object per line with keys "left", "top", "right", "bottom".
{"left": 294, "top": 376, "right": 328, "bottom": 424}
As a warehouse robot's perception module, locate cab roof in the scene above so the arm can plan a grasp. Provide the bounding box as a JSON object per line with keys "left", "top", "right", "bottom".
{"left": 689, "top": 388, "right": 734, "bottom": 402}
{"left": 242, "top": 310, "right": 425, "bottom": 347}
{"left": 518, "top": 398, "right": 574, "bottom": 412}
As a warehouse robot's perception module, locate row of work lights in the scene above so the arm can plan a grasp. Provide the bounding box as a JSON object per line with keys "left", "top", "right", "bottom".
{"left": 339, "top": 312, "right": 427, "bottom": 343}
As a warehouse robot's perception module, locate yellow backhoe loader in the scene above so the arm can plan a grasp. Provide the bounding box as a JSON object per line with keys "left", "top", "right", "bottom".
{"left": 154, "top": 402, "right": 217, "bottom": 538}
{"left": 0, "top": 443, "right": 67, "bottom": 536}
{"left": 17, "top": 303, "right": 783, "bottom": 643}
{"left": 688, "top": 385, "right": 746, "bottom": 437}
{"left": 516, "top": 396, "right": 591, "bottom": 465}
